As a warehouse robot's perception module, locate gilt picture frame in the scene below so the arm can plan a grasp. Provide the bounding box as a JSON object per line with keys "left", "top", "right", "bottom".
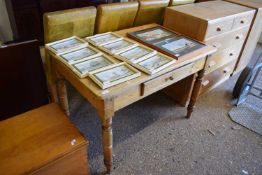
{"left": 45, "top": 36, "right": 88, "bottom": 54}
{"left": 57, "top": 46, "right": 102, "bottom": 64}
{"left": 114, "top": 45, "right": 157, "bottom": 64}
{"left": 98, "top": 38, "right": 137, "bottom": 55}
{"left": 133, "top": 53, "right": 176, "bottom": 75}
{"left": 85, "top": 32, "right": 123, "bottom": 46}
{"left": 89, "top": 62, "right": 141, "bottom": 89}
{"left": 70, "top": 54, "right": 117, "bottom": 78}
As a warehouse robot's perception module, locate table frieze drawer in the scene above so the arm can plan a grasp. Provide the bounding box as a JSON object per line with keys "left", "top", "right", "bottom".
{"left": 141, "top": 58, "right": 205, "bottom": 96}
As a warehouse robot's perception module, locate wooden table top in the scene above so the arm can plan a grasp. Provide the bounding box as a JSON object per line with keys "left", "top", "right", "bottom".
{"left": 51, "top": 24, "right": 216, "bottom": 99}
{"left": 0, "top": 103, "right": 87, "bottom": 174}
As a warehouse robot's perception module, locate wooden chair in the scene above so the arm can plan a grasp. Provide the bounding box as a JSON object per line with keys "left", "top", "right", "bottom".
{"left": 169, "top": 0, "right": 195, "bottom": 6}
{"left": 0, "top": 40, "right": 49, "bottom": 120}
{"left": 95, "top": 2, "right": 139, "bottom": 34}
{"left": 43, "top": 6, "right": 97, "bottom": 43}
{"left": 134, "top": 0, "right": 170, "bottom": 26}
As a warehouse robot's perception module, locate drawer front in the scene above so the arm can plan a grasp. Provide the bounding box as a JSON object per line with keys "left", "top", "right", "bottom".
{"left": 205, "top": 42, "right": 243, "bottom": 74}
{"left": 142, "top": 58, "right": 206, "bottom": 96}
{"left": 200, "top": 60, "right": 236, "bottom": 95}
{"left": 205, "top": 16, "right": 234, "bottom": 39}
{"left": 205, "top": 26, "right": 249, "bottom": 51}
{"left": 232, "top": 11, "right": 254, "bottom": 30}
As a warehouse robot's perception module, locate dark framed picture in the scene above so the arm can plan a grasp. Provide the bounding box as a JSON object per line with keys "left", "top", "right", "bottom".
{"left": 128, "top": 26, "right": 179, "bottom": 44}
{"left": 127, "top": 26, "right": 205, "bottom": 59}
{"left": 153, "top": 36, "right": 205, "bottom": 58}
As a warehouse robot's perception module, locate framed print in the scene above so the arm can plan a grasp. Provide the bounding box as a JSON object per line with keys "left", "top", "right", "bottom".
{"left": 89, "top": 63, "right": 141, "bottom": 89}
{"left": 127, "top": 26, "right": 205, "bottom": 59}
{"left": 153, "top": 36, "right": 205, "bottom": 58}
{"left": 70, "top": 55, "right": 116, "bottom": 78}
{"left": 99, "top": 38, "right": 137, "bottom": 55}
{"left": 127, "top": 26, "right": 179, "bottom": 44}
{"left": 134, "top": 53, "right": 176, "bottom": 75}
{"left": 114, "top": 45, "right": 157, "bottom": 64}
{"left": 85, "top": 32, "right": 122, "bottom": 46}
{"left": 58, "top": 46, "right": 102, "bottom": 64}
{"left": 45, "top": 36, "right": 88, "bottom": 54}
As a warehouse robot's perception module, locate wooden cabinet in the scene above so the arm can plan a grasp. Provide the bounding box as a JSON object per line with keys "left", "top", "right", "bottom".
{"left": 225, "top": 0, "right": 262, "bottom": 74}
{"left": 0, "top": 103, "right": 89, "bottom": 175}
{"left": 163, "top": 0, "right": 255, "bottom": 98}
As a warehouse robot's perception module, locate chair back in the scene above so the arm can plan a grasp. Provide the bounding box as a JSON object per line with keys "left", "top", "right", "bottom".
{"left": 169, "top": 0, "right": 195, "bottom": 6}
{"left": 44, "top": 6, "right": 97, "bottom": 43}
{"left": 134, "top": 0, "right": 169, "bottom": 26}
{"left": 0, "top": 40, "right": 49, "bottom": 120}
{"left": 95, "top": 2, "right": 139, "bottom": 34}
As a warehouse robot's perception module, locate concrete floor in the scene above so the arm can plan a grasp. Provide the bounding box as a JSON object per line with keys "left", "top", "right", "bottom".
{"left": 68, "top": 44, "right": 262, "bottom": 175}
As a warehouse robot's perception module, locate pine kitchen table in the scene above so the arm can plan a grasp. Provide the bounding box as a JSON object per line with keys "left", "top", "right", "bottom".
{"left": 47, "top": 24, "right": 216, "bottom": 173}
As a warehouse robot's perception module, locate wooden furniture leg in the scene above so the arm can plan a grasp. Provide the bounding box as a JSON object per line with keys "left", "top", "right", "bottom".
{"left": 186, "top": 69, "right": 205, "bottom": 118}
{"left": 98, "top": 99, "right": 114, "bottom": 173}
{"left": 56, "top": 73, "right": 70, "bottom": 116}
{"left": 101, "top": 118, "right": 113, "bottom": 173}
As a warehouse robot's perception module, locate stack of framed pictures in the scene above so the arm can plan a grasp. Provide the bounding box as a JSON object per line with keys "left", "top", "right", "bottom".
{"left": 127, "top": 26, "right": 205, "bottom": 59}
{"left": 85, "top": 32, "right": 123, "bottom": 46}
{"left": 85, "top": 32, "right": 138, "bottom": 55}
{"left": 89, "top": 62, "right": 141, "bottom": 89}
{"left": 113, "top": 43, "right": 176, "bottom": 75}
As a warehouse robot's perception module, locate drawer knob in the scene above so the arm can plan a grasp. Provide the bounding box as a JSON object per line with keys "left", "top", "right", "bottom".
{"left": 229, "top": 53, "right": 234, "bottom": 56}
{"left": 216, "top": 27, "right": 222, "bottom": 32}
{"left": 223, "top": 68, "right": 231, "bottom": 74}
{"left": 208, "top": 61, "right": 216, "bottom": 68}
{"left": 236, "top": 36, "right": 240, "bottom": 40}
{"left": 169, "top": 76, "right": 174, "bottom": 81}
{"left": 240, "top": 20, "right": 245, "bottom": 24}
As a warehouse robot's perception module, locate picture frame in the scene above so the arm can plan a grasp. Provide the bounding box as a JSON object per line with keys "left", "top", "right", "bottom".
{"left": 133, "top": 53, "right": 176, "bottom": 75}
{"left": 45, "top": 36, "right": 88, "bottom": 54}
{"left": 57, "top": 46, "right": 102, "bottom": 64}
{"left": 89, "top": 62, "right": 141, "bottom": 89}
{"left": 127, "top": 26, "right": 179, "bottom": 44}
{"left": 98, "top": 38, "right": 137, "bottom": 55}
{"left": 127, "top": 26, "right": 205, "bottom": 59}
{"left": 114, "top": 45, "right": 157, "bottom": 64}
{"left": 153, "top": 36, "right": 205, "bottom": 58}
{"left": 85, "top": 32, "right": 123, "bottom": 46}
{"left": 70, "top": 54, "right": 117, "bottom": 78}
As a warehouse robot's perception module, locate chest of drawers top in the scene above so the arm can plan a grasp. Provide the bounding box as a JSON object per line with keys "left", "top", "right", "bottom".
{"left": 225, "top": 0, "right": 262, "bottom": 9}
{"left": 168, "top": 1, "right": 255, "bottom": 21}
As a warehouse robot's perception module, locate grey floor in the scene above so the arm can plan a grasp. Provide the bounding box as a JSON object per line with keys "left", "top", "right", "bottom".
{"left": 68, "top": 44, "right": 262, "bottom": 175}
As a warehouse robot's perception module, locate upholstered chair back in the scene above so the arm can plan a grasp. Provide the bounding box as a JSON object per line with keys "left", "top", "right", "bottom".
{"left": 44, "top": 6, "right": 97, "bottom": 43}
{"left": 95, "top": 2, "right": 139, "bottom": 34}
{"left": 169, "top": 0, "right": 195, "bottom": 6}
{"left": 134, "top": 0, "right": 170, "bottom": 26}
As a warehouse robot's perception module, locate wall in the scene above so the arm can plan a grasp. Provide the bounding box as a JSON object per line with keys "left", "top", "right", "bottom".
{"left": 0, "top": 0, "right": 13, "bottom": 42}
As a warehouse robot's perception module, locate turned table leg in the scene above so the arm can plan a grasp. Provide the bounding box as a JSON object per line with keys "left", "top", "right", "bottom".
{"left": 56, "top": 73, "right": 70, "bottom": 116}
{"left": 187, "top": 69, "right": 205, "bottom": 118}
{"left": 101, "top": 118, "right": 113, "bottom": 173}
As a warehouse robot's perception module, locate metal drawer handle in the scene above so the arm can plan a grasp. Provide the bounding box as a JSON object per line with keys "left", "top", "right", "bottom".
{"left": 202, "top": 80, "right": 210, "bottom": 86}
{"left": 216, "top": 27, "right": 222, "bottom": 32}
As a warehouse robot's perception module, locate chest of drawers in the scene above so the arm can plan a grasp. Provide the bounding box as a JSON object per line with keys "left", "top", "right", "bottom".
{"left": 163, "top": 0, "right": 255, "bottom": 97}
